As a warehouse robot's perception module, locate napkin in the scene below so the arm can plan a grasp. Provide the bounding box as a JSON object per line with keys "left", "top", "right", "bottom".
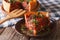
{"left": 0, "top": 0, "right": 60, "bottom": 28}
{"left": 0, "top": 10, "right": 23, "bottom": 28}
{"left": 38, "top": 0, "right": 60, "bottom": 20}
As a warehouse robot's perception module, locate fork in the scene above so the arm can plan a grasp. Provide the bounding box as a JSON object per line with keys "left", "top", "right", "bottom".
{"left": 0, "top": 9, "right": 26, "bottom": 24}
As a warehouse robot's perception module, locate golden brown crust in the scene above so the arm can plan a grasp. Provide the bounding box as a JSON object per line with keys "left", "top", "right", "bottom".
{"left": 2, "top": 0, "right": 22, "bottom": 13}
{"left": 2, "top": 0, "right": 40, "bottom": 13}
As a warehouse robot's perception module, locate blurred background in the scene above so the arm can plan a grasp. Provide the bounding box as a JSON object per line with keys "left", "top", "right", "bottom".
{"left": 0, "top": 0, "right": 2, "bottom": 2}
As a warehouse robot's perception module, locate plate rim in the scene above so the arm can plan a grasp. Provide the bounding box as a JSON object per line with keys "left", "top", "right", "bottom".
{"left": 15, "top": 19, "right": 56, "bottom": 37}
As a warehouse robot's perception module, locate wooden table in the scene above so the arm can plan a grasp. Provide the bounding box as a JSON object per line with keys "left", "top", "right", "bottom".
{"left": 0, "top": 20, "right": 60, "bottom": 40}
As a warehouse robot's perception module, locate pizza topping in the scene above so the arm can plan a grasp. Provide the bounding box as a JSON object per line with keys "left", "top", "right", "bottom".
{"left": 24, "top": 11, "right": 50, "bottom": 35}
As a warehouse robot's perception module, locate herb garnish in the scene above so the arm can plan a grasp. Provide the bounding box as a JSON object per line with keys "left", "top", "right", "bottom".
{"left": 20, "top": 0, "right": 31, "bottom": 2}
{"left": 38, "top": 12, "right": 44, "bottom": 18}
{"left": 21, "top": 25, "right": 26, "bottom": 31}
{"left": 20, "top": 0, "right": 24, "bottom": 2}
{"left": 27, "top": 0, "right": 31, "bottom": 2}
{"left": 8, "top": 0, "right": 15, "bottom": 3}
{"left": 32, "top": 19, "right": 39, "bottom": 26}
{"left": 29, "top": 30, "right": 33, "bottom": 33}
{"left": 33, "top": 15, "right": 36, "bottom": 19}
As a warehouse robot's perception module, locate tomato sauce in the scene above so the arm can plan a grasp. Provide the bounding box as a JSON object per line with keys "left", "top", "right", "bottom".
{"left": 24, "top": 11, "right": 50, "bottom": 35}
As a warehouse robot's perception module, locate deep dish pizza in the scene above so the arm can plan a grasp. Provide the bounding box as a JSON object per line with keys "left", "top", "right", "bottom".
{"left": 2, "top": 0, "right": 39, "bottom": 12}
{"left": 24, "top": 11, "right": 50, "bottom": 36}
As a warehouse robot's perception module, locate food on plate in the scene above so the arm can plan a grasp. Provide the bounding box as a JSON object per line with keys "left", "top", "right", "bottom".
{"left": 2, "top": 0, "right": 39, "bottom": 12}
{"left": 21, "top": 0, "right": 38, "bottom": 11}
{"left": 2, "top": 0, "right": 22, "bottom": 12}
{"left": 24, "top": 11, "right": 50, "bottom": 36}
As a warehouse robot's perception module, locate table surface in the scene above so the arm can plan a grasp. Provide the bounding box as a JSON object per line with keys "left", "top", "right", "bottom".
{"left": 0, "top": 20, "right": 60, "bottom": 40}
